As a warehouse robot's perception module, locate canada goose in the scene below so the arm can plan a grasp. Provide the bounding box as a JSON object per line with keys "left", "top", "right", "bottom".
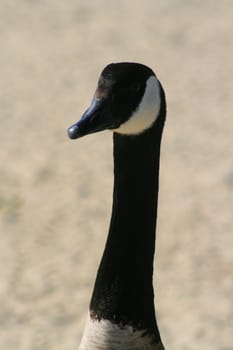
{"left": 68, "top": 62, "right": 166, "bottom": 350}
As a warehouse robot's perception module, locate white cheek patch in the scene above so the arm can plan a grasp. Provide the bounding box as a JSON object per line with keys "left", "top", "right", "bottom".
{"left": 115, "top": 76, "right": 161, "bottom": 135}
{"left": 79, "top": 313, "right": 163, "bottom": 350}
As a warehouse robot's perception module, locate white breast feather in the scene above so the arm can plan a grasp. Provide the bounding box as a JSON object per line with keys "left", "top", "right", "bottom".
{"left": 79, "top": 313, "right": 164, "bottom": 350}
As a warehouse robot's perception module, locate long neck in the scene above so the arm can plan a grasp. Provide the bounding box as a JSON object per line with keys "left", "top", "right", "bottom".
{"left": 90, "top": 120, "right": 164, "bottom": 339}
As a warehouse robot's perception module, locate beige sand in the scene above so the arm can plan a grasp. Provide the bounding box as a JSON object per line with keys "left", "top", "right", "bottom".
{"left": 1, "top": 1, "right": 233, "bottom": 349}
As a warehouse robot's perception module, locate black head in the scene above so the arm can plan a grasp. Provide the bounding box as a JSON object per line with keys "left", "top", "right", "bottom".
{"left": 68, "top": 62, "right": 164, "bottom": 139}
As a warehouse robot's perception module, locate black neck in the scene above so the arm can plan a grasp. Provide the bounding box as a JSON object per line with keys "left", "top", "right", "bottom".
{"left": 90, "top": 89, "right": 166, "bottom": 340}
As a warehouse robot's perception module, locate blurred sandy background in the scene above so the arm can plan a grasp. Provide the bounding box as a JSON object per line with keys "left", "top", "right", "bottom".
{"left": 1, "top": 1, "right": 233, "bottom": 349}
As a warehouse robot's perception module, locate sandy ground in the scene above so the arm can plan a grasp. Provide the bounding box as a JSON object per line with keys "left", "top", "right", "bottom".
{"left": 1, "top": 1, "right": 233, "bottom": 349}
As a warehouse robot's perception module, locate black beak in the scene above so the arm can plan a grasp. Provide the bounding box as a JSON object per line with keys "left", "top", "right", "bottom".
{"left": 67, "top": 97, "right": 107, "bottom": 140}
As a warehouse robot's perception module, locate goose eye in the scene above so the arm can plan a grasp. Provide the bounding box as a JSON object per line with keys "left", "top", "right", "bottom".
{"left": 130, "top": 83, "right": 140, "bottom": 92}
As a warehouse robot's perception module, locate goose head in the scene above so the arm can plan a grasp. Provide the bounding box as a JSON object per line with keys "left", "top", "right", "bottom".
{"left": 68, "top": 62, "right": 164, "bottom": 139}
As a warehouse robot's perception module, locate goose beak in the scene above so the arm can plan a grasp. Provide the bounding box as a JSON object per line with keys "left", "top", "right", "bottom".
{"left": 67, "top": 97, "right": 108, "bottom": 139}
